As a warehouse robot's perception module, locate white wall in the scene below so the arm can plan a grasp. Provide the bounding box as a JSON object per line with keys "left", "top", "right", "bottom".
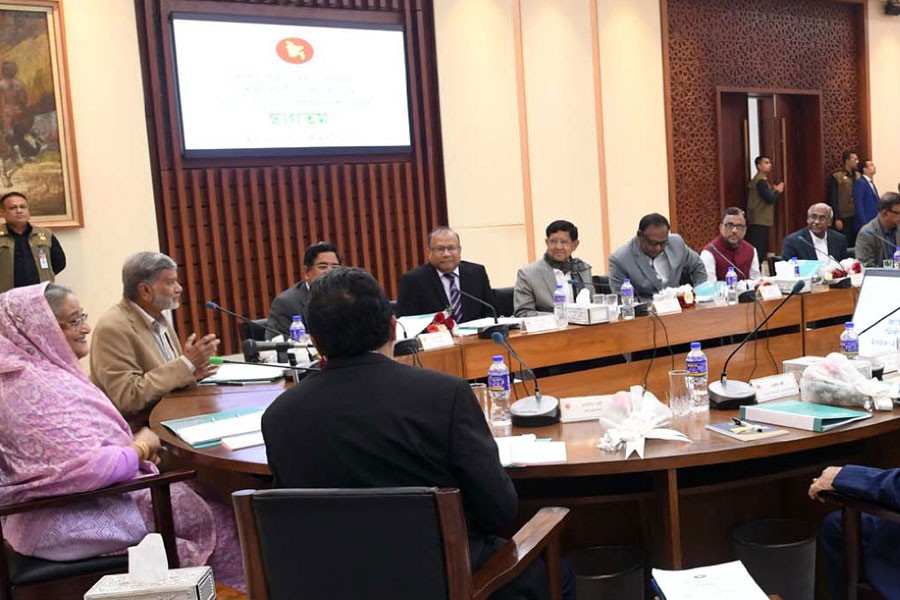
{"left": 53, "top": 0, "right": 160, "bottom": 330}
{"left": 868, "top": 0, "right": 900, "bottom": 196}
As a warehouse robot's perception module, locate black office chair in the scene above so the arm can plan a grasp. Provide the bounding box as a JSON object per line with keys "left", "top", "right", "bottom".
{"left": 492, "top": 287, "right": 514, "bottom": 317}
{"left": 237, "top": 318, "right": 269, "bottom": 341}
{"left": 591, "top": 275, "right": 612, "bottom": 295}
{"left": 820, "top": 490, "right": 900, "bottom": 600}
{"left": 0, "top": 470, "right": 194, "bottom": 600}
{"left": 233, "top": 487, "right": 569, "bottom": 600}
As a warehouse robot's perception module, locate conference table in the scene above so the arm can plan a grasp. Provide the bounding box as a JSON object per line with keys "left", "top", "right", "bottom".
{"left": 151, "top": 286, "right": 899, "bottom": 575}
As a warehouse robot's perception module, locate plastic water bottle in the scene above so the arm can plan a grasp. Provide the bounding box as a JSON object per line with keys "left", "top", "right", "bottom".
{"left": 685, "top": 342, "right": 709, "bottom": 412}
{"left": 487, "top": 355, "right": 511, "bottom": 427}
{"left": 725, "top": 266, "right": 738, "bottom": 305}
{"left": 289, "top": 315, "right": 308, "bottom": 345}
{"left": 791, "top": 256, "right": 800, "bottom": 277}
{"left": 840, "top": 321, "right": 859, "bottom": 359}
{"left": 553, "top": 284, "right": 568, "bottom": 328}
{"left": 893, "top": 247, "right": 900, "bottom": 269}
{"left": 620, "top": 279, "right": 635, "bottom": 321}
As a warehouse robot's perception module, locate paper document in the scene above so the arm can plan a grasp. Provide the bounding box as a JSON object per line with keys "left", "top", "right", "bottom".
{"left": 175, "top": 410, "right": 264, "bottom": 446}
{"left": 456, "top": 317, "right": 522, "bottom": 329}
{"left": 221, "top": 431, "right": 265, "bottom": 451}
{"left": 651, "top": 561, "right": 767, "bottom": 600}
{"left": 495, "top": 434, "right": 567, "bottom": 466}
{"left": 200, "top": 363, "right": 283, "bottom": 383}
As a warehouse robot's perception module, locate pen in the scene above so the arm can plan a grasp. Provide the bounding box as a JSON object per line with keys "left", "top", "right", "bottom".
{"left": 731, "top": 417, "right": 763, "bottom": 432}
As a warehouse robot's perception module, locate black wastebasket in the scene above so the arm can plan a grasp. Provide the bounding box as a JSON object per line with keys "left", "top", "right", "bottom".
{"left": 566, "top": 545, "right": 644, "bottom": 599}
{"left": 731, "top": 518, "right": 816, "bottom": 600}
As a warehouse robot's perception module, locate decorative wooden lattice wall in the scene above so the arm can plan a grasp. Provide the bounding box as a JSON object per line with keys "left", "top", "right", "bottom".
{"left": 136, "top": 0, "right": 446, "bottom": 353}
{"left": 664, "top": 0, "right": 868, "bottom": 248}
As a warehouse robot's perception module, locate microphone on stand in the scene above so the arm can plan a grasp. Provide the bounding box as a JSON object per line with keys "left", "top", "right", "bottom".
{"left": 490, "top": 331, "right": 559, "bottom": 426}
{"left": 393, "top": 319, "right": 420, "bottom": 358}
{"left": 208, "top": 355, "right": 320, "bottom": 384}
{"left": 205, "top": 300, "right": 286, "bottom": 339}
{"left": 457, "top": 289, "right": 511, "bottom": 339}
{"left": 795, "top": 236, "right": 852, "bottom": 288}
{"left": 708, "top": 280, "right": 805, "bottom": 409}
{"left": 705, "top": 245, "right": 758, "bottom": 302}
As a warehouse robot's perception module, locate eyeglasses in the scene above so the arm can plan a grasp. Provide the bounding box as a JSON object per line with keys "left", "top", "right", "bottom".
{"left": 889, "top": 209, "right": 900, "bottom": 216}
{"left": 722, "top": 223, "right": 747, "bottom": 231}
{"left": 430, "top": 245, "right": 460, "bottom": 254}
{"left": 59, "top": 312, "right": 88, "bottom": 330}
{"left": 640, "top": 233, "right": 668, "bottom": 249}
{"left": 546, "top": 238, "right": 573, "bottom": 247}
{"left": 808, "top": 214, "right": 831, "bottom": 222}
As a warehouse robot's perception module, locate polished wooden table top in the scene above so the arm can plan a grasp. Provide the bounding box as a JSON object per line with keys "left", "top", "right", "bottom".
{"left": 151, "top": 380, "right": 900, "bottom": 479}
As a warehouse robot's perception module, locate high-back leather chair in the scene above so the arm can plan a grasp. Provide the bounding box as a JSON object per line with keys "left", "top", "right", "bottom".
{"left": 233, "top": 487, "right": 569, "bottom": 600}
{"left": 237, "top": 318, "right": 269, "bottom": 341}
{"left": 492, "top": 287, "right": 514, "bottom": 317}
{"left": 0, "top": 469, "right": 193, "bottom": 600}
{"left": 821, "top": 490, "right": 900, "bottom": 600}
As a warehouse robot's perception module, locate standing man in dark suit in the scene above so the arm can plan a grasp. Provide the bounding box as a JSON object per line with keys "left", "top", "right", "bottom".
{"left": 853, "top": 159, "right": 879, "bottom": 228}
{"left": 266, "top": 241, "right": 341, "bottom": 338}
{"left": 397, "top": 226, "right": 496, "bottom": 321}
{"left": 781, "top": 203, "right": 848, "bottom": 263}
{"left": 262, "top": 268, "right": 573, "bottom": 600}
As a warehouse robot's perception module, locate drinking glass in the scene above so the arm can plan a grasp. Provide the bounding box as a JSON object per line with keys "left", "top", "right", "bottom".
{"left": 668, "top": 370, "right": 693, "bottom": 417}
{"left": 883, "top": 259, "right": 894, "bottom": 269}
{"left": 470, "top": 383, "right": 489, "bottom": 422}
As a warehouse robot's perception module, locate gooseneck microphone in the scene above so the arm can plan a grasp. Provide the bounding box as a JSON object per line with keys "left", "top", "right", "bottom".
{"left": 393, "top": 320, "right": 420, "bottom": 358}
{"left": 706, "top": 244, "right": 747, "bottom": 279}
{"left": 209, "top": 355, "right": 320, "bottom": 372}
{"left": 794, "top": 236, "right": 853, "bottom": 289}
{"left": 490, "top": 331, "right": 559, "bottom": 426}
{"left": 457, "top": 289, "right": 511, "bottom": 339}
{"left": 708, "top": 280, "right": 805, "bottom": 409}
{"left": 205, "top": 300, "right": 287, "bottom": 339}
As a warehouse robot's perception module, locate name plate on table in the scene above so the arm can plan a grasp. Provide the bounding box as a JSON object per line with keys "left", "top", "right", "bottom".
{"left": 758, "top": 284, "right": 782, "bottom": 301}
{"left": 749, "top": 373, "right": 799, "bottom": 403}
{"left": 559, "top": 395, "right": 612, "bottom": 423}
{"left": 523, "top": 315, "right": 559, "bottom": 333}
{"left": 417, "top": 330, "right": 455, "bottom": 350}
{"left": 652, "top": 298, "right": 682, "bottom": 315}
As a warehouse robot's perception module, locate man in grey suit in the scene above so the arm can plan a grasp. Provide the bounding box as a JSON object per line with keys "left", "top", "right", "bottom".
{"left": 608, "top": 213, "right": 707, "bottom": 301}
{"left": 267, "top": 242, "right": 341, "bottom": 338}
{"left": 514, "top": 220, "right": 592, "bottom": 317}
{"left": 855, "top": 192, "right": 900, "bottom": 268}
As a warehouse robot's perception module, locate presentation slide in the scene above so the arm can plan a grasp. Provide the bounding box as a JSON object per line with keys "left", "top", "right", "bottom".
{"left": 172, "top": 18, "right": 412, "bottom": 152}
{"left": 853, "top": 269, "right": 900, "bottom": 372}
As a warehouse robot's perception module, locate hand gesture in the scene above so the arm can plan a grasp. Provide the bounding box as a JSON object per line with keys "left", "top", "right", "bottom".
{"left": 775, "top": 182, "right": 785, "bottom": 193}
{"left": 183, "top": 333, "right": 220, "bottom": 377}
{"left": 834, "top": 219, "right": 844, "bottom": 231}
{"left": 808, "top": 466, "right": 842, "bottom": 501}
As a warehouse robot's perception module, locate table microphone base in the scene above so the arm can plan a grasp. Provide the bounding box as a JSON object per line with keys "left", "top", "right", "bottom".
{"left": 478, "top": 324, "right": 511, "bottom": 339}
{"left": 393, "top": 339, "right": 419, "bottom": 357}
{"left": 510, "top": 395, "right": 560, "bottom": 427}
{"left": 709, "top": 380, "right": 757, "bottom": 410}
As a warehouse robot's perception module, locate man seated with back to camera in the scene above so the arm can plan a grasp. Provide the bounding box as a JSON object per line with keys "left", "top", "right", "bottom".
{"left": 267, "top": 241, "right": 341, "bottom": 338}
{"left": 261, "top": 268, "right": 575, "bottom": 600}
{"left": 699, "top": 207, "right": 760, "bottom": 282}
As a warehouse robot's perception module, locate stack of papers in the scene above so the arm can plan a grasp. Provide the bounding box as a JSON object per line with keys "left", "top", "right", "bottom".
{"left": 495, "top": 434, "right": 567, "bottom": 466}
{"left": 455, "top": 317, "right": 522, "bottom": 337}
{"left": 652, "top": 561, "right": 767, "bottom": 599}
{"left": 162, "top": 409, "right": 264, "bottom": 447}
{"left": 199, "top": 363, "right": 283, "bottom": 384}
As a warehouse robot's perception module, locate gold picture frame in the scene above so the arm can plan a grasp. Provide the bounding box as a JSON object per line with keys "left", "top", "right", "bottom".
{"left": 0, "top": 0, "right": 81, "bottom": 228}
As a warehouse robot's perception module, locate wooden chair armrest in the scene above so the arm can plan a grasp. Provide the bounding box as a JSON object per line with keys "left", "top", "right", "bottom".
{"left": 0, "top": 469, "right": 195, "bottom": 517}
{"left": 471, "top": 507, "right": 569, "bottom": 600}
{"left": 820, "top": 490, "right": 900, "bottom": 526}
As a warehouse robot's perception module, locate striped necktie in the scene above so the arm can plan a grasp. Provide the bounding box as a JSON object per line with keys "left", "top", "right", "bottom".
{"left": 445, "top": 273, "right": 463, "bottom": 323}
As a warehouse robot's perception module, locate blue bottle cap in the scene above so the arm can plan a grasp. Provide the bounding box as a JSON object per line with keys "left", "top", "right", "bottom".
{"left": 690, "top": 342, "right": 701, "bottom": 350}
{"left": 492, "top": 355, "right": 504, "bottom": 362}
{"left": 623, "top": 278, "right": 631, "bottom": 283}
{"left": 292, "top": 315, "right": 301, "bottom": 321}
{"left": 845, "top": 321, "right": 854, "bottom": 328}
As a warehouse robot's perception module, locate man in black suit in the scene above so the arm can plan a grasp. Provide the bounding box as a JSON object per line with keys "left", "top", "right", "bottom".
{"left": 781, "top": 203, "right": 849, "bottom": 264}
{"left": 397, "top": 227, "right": 496, "bottom": 321}
{"left": 266, "top": 241, "right": 341, "bottom": 338}
{"left": 261, "top": 268, "right": 572, "bottom": 600}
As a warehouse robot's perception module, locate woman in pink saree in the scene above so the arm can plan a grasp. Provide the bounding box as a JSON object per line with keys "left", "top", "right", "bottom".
{"left": 0, "top": 283, "right": 244, "bottom": 590}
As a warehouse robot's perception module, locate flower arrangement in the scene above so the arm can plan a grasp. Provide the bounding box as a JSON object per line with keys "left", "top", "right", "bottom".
{"left": 425, "top": 309, "right": 456, "bottom": 333}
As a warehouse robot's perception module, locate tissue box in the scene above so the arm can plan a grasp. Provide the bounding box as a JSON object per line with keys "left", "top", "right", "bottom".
{"left": 84, "top": 566, "right": 215, "bottom": 600}
{"left": 566, "top": 303, "right": 610, "bottom": 325}
{"left": 783, "top": 356, "right": 873, "bottom": 383}
{"left": 773, "top": 276, "right": 812, "bottom": 294}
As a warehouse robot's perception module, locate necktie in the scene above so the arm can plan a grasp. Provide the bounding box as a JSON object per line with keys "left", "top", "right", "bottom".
{"left": 445, "top": 273, "right": 463, "bottom": 323}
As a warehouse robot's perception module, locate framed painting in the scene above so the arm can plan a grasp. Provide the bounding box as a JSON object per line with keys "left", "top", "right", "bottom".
{"left": 0, "top": 0, "right": 81, "bottom": 228}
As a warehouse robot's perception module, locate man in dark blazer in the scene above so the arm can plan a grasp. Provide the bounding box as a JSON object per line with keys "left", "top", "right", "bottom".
{"left": 262, "top": 268, "right": 572, "bottom": 600}
{"left": 853, "top": 159, "right": 879, "bottom": 227}
{"left": 811, "top": 464, "right": 900, "bottom": 600}
{"left": 397, "top": 227, "right": 496, "bottom": 321}
{"left": 781, "top": 203, "right": 848, "bottom": 263}
{"left": 266, "top": 241, "right": 341, "bottom": 338}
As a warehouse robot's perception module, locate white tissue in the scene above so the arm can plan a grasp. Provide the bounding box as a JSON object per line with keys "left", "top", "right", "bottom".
{"left": 575, "top": 287, "right": 592, "bottom": 305}
{"left": 127, "top": 533, "right": 169, "bottom": 583}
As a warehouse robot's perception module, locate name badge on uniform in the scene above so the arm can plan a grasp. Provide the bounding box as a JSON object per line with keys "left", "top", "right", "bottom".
{"left": 38, "top": 248, "right": 49, "bottom": 270}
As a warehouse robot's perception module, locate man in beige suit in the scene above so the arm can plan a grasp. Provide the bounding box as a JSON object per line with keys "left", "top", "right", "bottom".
{"left": 91, "top": 251, "right": 219, "bottom": 425}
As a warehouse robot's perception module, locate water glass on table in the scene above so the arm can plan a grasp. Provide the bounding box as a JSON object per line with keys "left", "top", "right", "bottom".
{"left": 470, "top": 383, "right": 489, "bottom": 422}
{"left": 668, "top": 369, "right": 693, "bottom": 417}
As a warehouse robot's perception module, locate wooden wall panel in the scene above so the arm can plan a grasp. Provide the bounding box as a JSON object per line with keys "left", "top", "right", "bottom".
{"left": 136, "top": 0, "right": 446, "bottom": 353}
{"left": 663, "top": 0, "right": 868, "bottom": 250}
